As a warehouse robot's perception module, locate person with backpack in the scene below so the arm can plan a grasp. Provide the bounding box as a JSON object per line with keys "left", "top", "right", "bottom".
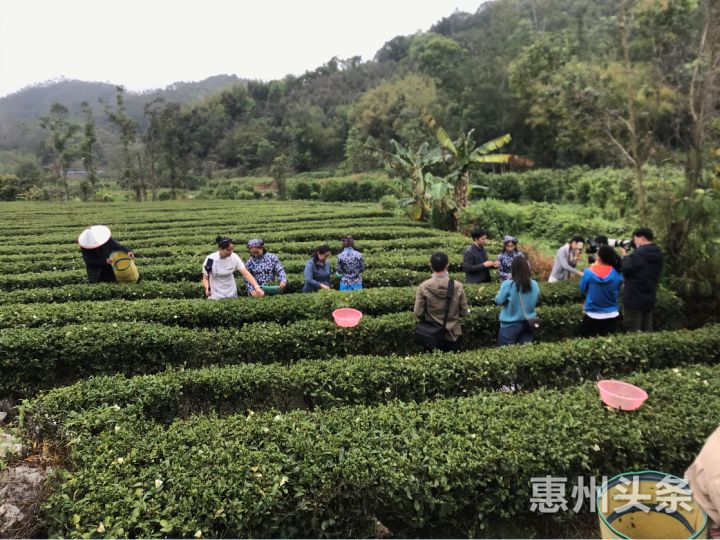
{"left": 413, "top": 252, "right": 469, "bottom": 352}
{"left": 495, "top": 255, "right": 540, "bottom": 346}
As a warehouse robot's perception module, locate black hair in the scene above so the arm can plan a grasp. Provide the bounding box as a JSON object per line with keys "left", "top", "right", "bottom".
{"left": 430, "top": 252, "right": 449, "bottom": 273}
{"left": 594, "top": 235, "right": 609, "bottom": 245}
{"left": 571, "top": 235, "right": 585, "bottom": 244}
{"left": 597, "top": 245, "right": 621, "bottom": 271}
{"left": 511, "top": 255, "right": 532, "bottom": 293}
{"left": 341, "top": 236, "right": 355, "bottom": 249}
{"left": 312, "top": 244, "right": 331, "bottom": 262}
{"left": 471, "top": 228, "right": 488, "bottom": 240}
{"left": 632, "top": 227, "right": 654, "bottom": 241}
{"left": 215, "top": 236, "right": 233, "bottom": 249}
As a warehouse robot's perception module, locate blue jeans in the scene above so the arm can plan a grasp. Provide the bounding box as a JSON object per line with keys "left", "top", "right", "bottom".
{"left": 498, "top": 321, "right": 534, "bottom": 346}
{"left": 339, "top": 283, "right": 362, "bottom": 291}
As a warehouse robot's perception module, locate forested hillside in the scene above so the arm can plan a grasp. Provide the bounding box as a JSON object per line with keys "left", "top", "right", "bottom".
{"left": 0, "top": 0, "right": 716, "bottom": 187}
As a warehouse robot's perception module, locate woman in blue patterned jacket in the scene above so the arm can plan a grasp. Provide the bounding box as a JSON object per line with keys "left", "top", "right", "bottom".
{"left": 336, "top": 236, "right": 365, "bottom": 291}
{"left": 244, "top": 238, "right": 287, "bottom": 296}
{"left": 496, "top": 235, "right": 525, "bottom": 281}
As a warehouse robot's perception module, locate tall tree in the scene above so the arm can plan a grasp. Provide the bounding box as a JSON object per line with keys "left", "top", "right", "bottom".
{"left": 39, "top": 103, "right": 79, "bottom": 201}
{"left": 105, "top": 86, "right": 144, "bottom": 200}
{"left": 79, "top": 101, "right": 98, "bottom": 191}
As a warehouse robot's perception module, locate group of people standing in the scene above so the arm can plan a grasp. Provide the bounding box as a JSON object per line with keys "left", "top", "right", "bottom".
{"left": 78, "top": 224, "right": 663, "bottom": 350}
{"left": 413, "top": 227, "right": 663, "bottom": 352}
{"left": 202, "top": 235, "right": 365, "bottom": 299}
{"left": 78, "top": 226, "right": 365, "bottom": 299}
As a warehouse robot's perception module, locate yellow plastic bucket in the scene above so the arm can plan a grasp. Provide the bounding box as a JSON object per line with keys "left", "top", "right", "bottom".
{"left": 597, "top": 470, "right": 708, "bottom": 539}
{"left": 110, "top": 251, "right": 139, "bottom": 283}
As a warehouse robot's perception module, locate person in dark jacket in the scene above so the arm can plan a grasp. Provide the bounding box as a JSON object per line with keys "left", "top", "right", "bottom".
{"left": 577, "top": 245, "right": 624, "bottom": 337}
{"left": 78, "top": 225, "right": 134, "bottom": 284}
{"left": 464, "top": 228, "right": 498, "bottom": 283}
{"left": 619, "top": 228, "right": 663, "bottom": 332}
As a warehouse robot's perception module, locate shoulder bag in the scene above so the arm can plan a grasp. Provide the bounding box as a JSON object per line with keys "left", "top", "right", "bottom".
{"left": 415, "top": 279, "right": 455, "bottom": 349}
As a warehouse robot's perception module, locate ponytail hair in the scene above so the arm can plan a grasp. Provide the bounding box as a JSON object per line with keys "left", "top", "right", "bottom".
{"left": 215, "top": 236, "right": 233, "bottom": 249}
{"left": 312, "top": 244, "right": 331, "bottom": 263}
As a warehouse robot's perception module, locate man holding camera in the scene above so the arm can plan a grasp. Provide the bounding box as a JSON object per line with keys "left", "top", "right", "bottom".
{"left": 619, "top": 228, "right": 663, "bottom": 332}
{"left": 464, "top": 228, "right": 498, "bottom": 284}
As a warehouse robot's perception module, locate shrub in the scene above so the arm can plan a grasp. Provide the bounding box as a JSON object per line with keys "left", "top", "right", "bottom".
{"left": 0, "top": 290, "right": 684, "bottom": 398}
{"left": 39, "top": 364, "right": 720, "bottom": 538}
{"left": 21, "top": 325, "right": 720, "bottom": 443}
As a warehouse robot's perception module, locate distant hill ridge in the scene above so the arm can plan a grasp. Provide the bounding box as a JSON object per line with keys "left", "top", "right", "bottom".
{"left": 0, "top": 74, "right": 245, "bottom": 127}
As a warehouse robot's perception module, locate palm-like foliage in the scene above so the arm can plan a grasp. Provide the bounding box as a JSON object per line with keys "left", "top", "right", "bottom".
{"left": 425, "top": 113, "right": 534, "bottom": 213}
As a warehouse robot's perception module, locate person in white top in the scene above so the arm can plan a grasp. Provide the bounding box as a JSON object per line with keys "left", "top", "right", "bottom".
{"left": 202, "top": 236, "right": 264, "bottom": 300}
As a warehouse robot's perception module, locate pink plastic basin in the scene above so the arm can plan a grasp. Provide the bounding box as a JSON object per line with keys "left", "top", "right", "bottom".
{"left": 597, "top": 380, "right": 648, "bottom": 411}
{"left": 332, "top": 308, "right": 363, "bottom": 328}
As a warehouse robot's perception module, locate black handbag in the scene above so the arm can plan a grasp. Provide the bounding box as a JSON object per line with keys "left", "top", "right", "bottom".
{"left": 519, "top": 291, "right": 540, "bottom": 333}
{"left": 415, "top": 279, "right": 455, "bottom": 349}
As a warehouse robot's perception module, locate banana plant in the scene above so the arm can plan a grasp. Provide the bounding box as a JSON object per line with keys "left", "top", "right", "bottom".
{"left": 382, "top": 139, "right": 441, "bottom": 221}
{"left": 424, "top": 113, "right": 534, "bottom": 212}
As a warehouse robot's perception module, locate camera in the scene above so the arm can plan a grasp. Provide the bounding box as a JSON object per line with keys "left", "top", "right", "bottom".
{"left": 586, "top": 236, "right": 633, "bottom": 265}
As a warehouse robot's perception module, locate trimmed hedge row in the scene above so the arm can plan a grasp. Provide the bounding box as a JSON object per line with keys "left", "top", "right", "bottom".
{"left": 0, "top": 266, "right": 431, "bottom": 292}
{"left": 0, "top": 245, "right": 506, "bottom": 276}
{"left": 20, "top": 325, "right": 720, "bottom": 443}
{"left": 0, "top": 292, "right": 684, "bottom": 398}
{"left": 0, "top": 205, "right": 394, "bottom": 232}
{"left": 0, "top": 225, "right": 446, "bottom": 251}
{"left": 0, "top": 234, "right": 471, "bottom": 259}
{"left": 40, "top": 364, "right": 720, "bottom": 538}
{"left": 3, "top": 215, "right": 420, "bottom": 239}
{"left": 0, "top": 281, "right": 588, "bottom": 329}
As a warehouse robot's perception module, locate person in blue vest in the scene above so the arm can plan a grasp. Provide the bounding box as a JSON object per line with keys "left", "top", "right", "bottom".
{"left": 577, "top": 245, "right": 624, "bottom": 337}
{"left": 302, "top": 244, "right": 332, "bottom": 293}
{"left": 336, "top": 236, "right": 364, "bottom": 291}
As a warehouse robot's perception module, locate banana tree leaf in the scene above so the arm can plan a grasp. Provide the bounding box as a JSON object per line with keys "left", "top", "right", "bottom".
{"left": 470, "top": 134, "right": 512, "bottom": 158}
{"left": 471, "top": 154, "right": 513, "bottom": 164}
{"left": 397, "top": 198, "right": 417, "bottom": 207}
{"left": 424, "top": 113, "right": 457, "bottom": 157}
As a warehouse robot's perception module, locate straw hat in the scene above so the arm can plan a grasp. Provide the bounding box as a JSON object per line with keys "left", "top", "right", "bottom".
{"left": 78, "top": 225, "right": 111, "bottom": 249}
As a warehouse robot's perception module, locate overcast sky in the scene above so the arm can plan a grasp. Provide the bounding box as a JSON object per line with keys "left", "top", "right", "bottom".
{"left": 0, "top": 0, "right": 484, "bottom": 98}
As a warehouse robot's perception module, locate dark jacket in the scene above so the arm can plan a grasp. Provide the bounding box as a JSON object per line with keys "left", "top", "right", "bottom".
{"left": 81, "top": 238, "right": 130, "bottom": 283}
{"left": 463, "top": 244, "right": 491, "bottom": 283}
{"left": 621, "top": 244, "right": 663, "bottom": 311}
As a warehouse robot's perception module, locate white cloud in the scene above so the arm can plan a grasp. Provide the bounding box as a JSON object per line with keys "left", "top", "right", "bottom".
{"left": 0, "top": 0, "right": 484, "bottom": 97}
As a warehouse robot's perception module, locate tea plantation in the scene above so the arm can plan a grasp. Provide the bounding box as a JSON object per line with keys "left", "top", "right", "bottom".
{"left": 1, "top": 200, "right": 718, "bottom": 538}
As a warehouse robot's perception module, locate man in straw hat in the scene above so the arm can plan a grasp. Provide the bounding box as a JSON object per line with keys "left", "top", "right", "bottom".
{"left": 78, "top": 225, "right": 134, "bottom": 283}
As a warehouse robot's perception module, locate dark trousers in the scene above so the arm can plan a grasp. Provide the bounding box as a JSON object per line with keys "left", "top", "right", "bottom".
{"left": 576, "top": 314, "right": 619, "bottom": 337}
{"left": 498, "top": 321, "right": 534, "bottom": 346}
{"left": 623, "top": 308, "right": 654, "bottom": 332}
{"left": 424, "top": 335, "right": 464, "bottom": 353}
{"left": 86, "top": 264, "right": 116, "bottom": 284}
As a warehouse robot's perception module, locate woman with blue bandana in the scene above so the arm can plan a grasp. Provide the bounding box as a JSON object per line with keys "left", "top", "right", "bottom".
{"left": 496, "top": 235, "right": 525, "bottom": 282}
{"left": 336, "top": 236, "right": 365, "bottom": 291}
{"left": 244, "top": 238, "right": 287, "bottom": 296}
